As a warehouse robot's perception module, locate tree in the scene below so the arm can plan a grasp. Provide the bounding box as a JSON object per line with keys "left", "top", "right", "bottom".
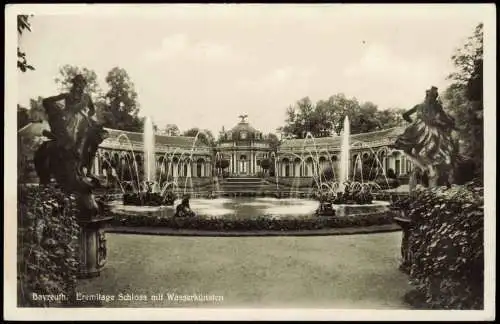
{"left": 217, "top": 126, "right": 227, "bottom": 143}
{"left": 280, "top": 93, "right": 402, "bottom": 138}
{"left": 448, "top": 23, "right": 483, "bottom": 87}
{"left": 100, "top": 67, "right": 143, "bottom": 132}
{"left": 55, "top": 65, "right": 102, "bottom": 99}
{"left": 162, "top": 124, "right": 180, "bottom": 136}
{"left": 182, "top": 128, "right": 215, "bottom": 146}
{"left": 443, "top": 23, "right": 483, "bottom": 180}
{"left": 17, "top": 105, "right": 31, "bottom": 129}
{"left": 266, "top": 133, "right": 280, "bottom": 152}
{"left": 28, "top": 96, "right": 46, "bottom": 122}
{"left": 375, "top": 108, "right": 406, "bottom": 129}
{"left": 17, "top": 15, "right": 35, "bottom": 72}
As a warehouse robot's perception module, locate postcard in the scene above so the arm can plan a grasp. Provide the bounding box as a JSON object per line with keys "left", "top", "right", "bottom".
{"left": 5, "top": 3, "right": 496, "bottom": 321}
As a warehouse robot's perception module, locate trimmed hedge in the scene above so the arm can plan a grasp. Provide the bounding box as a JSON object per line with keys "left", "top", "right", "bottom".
{"left": 110, "top": 210, "right": 395, "bottom": 231}
{"left": 391, "top": 181, "right": 484, "bottom": 309}
{"left": 17, "top": 185, "right": 80, "bottom": 307}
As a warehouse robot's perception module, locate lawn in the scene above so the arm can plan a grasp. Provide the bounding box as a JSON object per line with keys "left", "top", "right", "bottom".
{"left": 76, "top": 231, "right": 411, "bottom": 308}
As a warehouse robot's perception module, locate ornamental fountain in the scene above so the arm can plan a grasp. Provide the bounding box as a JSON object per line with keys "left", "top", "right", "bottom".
{"left": 104, "top": 115, "right": 397, "bottom": 222}
{"left": 122, "top": 116, "right": 174, "bottom": 206}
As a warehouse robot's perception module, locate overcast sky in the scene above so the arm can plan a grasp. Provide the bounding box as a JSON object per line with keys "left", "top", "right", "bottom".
{"left": 16, "top": 4, "right": 488, "bottom": 135}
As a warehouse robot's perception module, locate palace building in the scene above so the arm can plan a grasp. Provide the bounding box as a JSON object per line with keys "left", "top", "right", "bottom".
{"left": 216, "top": 115, "right": 273, "bottom": 177}
{"left": 96, "top": 128, "right": 213, "bottom": 179}
{"left": 276, "top": 126, "right": 412, "bottom": 179}
{"left": 18, "top": 121, "right": 213, "bottom": 183}
{"left": 18, "top": 116, "right": 413, "bottom": 184}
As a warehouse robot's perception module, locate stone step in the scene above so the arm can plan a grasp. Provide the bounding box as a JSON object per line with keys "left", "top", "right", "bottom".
{"left": 224, "top": 177, "right": 263, "bottom": 182}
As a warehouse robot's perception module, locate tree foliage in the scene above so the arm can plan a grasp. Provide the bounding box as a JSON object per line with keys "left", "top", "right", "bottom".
{"left": 442, "top": 23, "right": 483, "bottom": 180}
{"left": 100, "top": 67, "right": 143, "bottom": 132}
{"left": 162, "top": 124, "right": 180, "bottom": 136}
{"left": 28, "top": 96, "right": 47, "bottom": 121}
{"left": 17, "top": 97, "right": 47, "bottom": 129}
{"left": 182, "top": 127, "right": 215, "bottom": 147}
{"left": 266, "top": 133, "right": 280, "bottom": 152}
{"left": 281, "top": 94, "right": 405, "bottom": 138}
{"left": 53, "top": 65, "right": 144, "bottom": 132}
{"left": 55, "top": 65, "right": 102, "bottom": 99}
{"left": 17, "top": 105, "right": 31, "bottom": 129}
{"left": 17, "top": 15, "right": 35, "bottom": 72}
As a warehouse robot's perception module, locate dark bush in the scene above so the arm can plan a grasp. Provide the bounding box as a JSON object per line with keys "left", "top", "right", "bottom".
{"left": 260, "top": 158, "right": 271, "bottom": 170}
{"left": 123, "top": 191, "right": 175, "bottom": 206}
{"left": 391, "top": 182, "right": 484, "bottom": 309}
{"left": 18, "top": 185, "right": 80, "bottom": 307}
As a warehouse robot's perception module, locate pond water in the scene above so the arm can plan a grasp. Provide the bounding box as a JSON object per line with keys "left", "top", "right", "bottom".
{"left": 109, "top": 197, "right": 390, "bottom": 220}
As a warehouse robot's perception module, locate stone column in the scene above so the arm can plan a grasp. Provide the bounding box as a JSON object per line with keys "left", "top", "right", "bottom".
{"left": 249, "top": 152, "right": 252, "bottom": 175}
{"left": 250, "top": 151, "right": 253, "bottom": 175}
{"left": 232, "top": 154, "right": 235, "bottom": 174}
{"left": 231, "top": 152, "right": 234, "bottom": 174}
{"left": 236, "top": 154, "right": 239, "bottom": 174}
{"left": 254, "top": 152, "right": 257, "bottom": 175}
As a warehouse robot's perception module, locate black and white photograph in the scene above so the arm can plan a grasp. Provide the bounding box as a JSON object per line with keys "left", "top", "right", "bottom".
{"left": 5, "top": 3, "right": 496, "bottom": 321}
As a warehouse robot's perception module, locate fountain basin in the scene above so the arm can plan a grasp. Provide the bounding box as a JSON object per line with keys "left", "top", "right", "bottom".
{"left": 110, "top": 197, "right": 320, "bottom": 220}
{"left": 106, "top": 197, "right": 394, "bottom": 232}
{"left": 332, "top": 201, "right": 389, "bottom": 217}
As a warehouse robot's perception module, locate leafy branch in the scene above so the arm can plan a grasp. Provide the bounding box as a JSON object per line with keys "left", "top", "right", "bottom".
{"left": 17, "top": 15, "right": 35, "bottom": 72}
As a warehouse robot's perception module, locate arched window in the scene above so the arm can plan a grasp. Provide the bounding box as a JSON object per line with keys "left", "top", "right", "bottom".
{"left": 112, "top": 153, "right": 119, "bottom": 167}
{"left": 197, "top": 158, "right": 205, "bottom": 177}
{"left": 294, "top": 158, "right": 301, "bottom": 177}
{"left": 239, "top": 155, "right": 247, "bottom": 174}
{"left": 305, "top": 157, "right": 314, "bottom": 177}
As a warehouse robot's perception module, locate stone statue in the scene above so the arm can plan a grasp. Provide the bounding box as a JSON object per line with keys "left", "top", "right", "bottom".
{"left": 238, "top": 114, "right": 248, "bottom": 123}
{"left": 389, "top": 86, "right": 458, "bottom": 187}
{"left": 34, "top": 74, "right": 109, "bottom": 219}
{"left": 175, "top": 195, "right": 196, "bottom": 218}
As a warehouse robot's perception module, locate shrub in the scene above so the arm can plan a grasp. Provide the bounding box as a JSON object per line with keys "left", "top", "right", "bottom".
{"left": 18, "top": 185, "right": 80, "bottom": 307}
{"left": 391, "top": 181, "right": 484, "bottom": 309}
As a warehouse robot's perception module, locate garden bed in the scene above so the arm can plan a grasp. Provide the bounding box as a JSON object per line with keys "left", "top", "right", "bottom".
{"left": 107, "top": 209, "right": 396, "bottom": 232}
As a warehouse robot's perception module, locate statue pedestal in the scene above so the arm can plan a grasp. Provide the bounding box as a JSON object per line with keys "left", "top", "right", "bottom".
{"left": 77, "top": 216, "right": 113, "bottom": 279}
{"left": 335, "top": 205, "right": 346, "bottom": 217}
{"left": 393, "top": 210, "right": 413, "bottom": 274}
